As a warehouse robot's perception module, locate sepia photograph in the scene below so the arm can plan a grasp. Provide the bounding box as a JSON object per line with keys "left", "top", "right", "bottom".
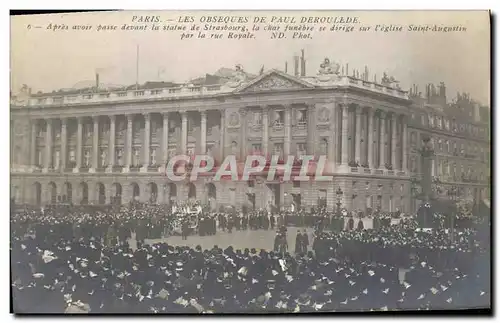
{"left": 9, "top": 10, "right": 491, "bottom": 314}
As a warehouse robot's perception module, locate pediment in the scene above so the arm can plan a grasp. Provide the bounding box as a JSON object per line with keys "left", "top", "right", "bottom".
{"left": 234, "top": 69, "right": 314, "bottom": 93}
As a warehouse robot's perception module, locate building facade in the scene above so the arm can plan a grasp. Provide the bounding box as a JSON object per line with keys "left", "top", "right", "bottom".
{"left": 407, "top": 83, "right": 491, "bottom": 210}
{"left": 10, "top": 65, "right": 490, "bottom": 213}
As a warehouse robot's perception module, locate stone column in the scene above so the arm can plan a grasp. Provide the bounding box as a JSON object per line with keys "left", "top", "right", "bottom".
{"left": 74, "top": 117, "right": 83, "bottom": 171}
{"left": 141, "top": 113, "right": 150, "bottom": 171}
{"left": 402, "top": 116, "right": 408, "bottom": 172}
{"left": 307, "top": 104, "right": 316, "bottom": 155}
{"left": 107, "top": 115, "right": 115, "bottom": 171}
{"left": 239, "top": 109, "right": 248, "bottom": 160}
{"left": 125, "top": 114, "right": 133, "bottom": 171}
{"left": 181, "top": 111, "right": 188, "bottom": 155}
{"left": 90, "top": 116, "right": 99, "bottom": 172}
{"left": 367, "top": 109, "right": 374, "bottom": 168}
{"left": 200, "top": 111, "right": 207, "bottom": 154}
{"left": 354, "top": 106, "right": 362, "bottom": 164}
{"left": 341, "top": 104, "right": 349, "bottom": 165}
{"left": 30, "top": 120, "right": 36, "bottom": 168}
{"left": 162, "top": 113, "right": 169, "bottom": 164}
{"left": 391, "top": 114, "right": 397, "bottom": 169}
{"left": 284, "top": 105, "right": 291, "bottom": 157}
{"left": 60, "top": 118, "right": 67, "bottom": 172}
{"left": 328, "top": 103, "right": 337, "bottom": 166}
{"left": 262, "top": 106, "right": 269, "bottom": 156}
{"left": 379, "top": 111, "right": 386, "bottom": 168}
{"left": 43, "top": 119, "right": 52, "bottom": 172}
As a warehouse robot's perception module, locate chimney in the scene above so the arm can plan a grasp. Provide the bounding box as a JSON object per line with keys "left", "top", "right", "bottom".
{"left": 95, "top": 73, "right": 100, "bottom": 90}
{"left": 285, "top": 61, "right": 288, "bottom": 73}
{"left": 300, "top": 49, "right": 306, "bottom": 76}
{"left": 346, "top": 63, "right": 349, "bottom": 76}
{"left": 474, "top": 103, "right": 481, "bottom": 122}
{"left": 364, "top": 66, "right": 369, "bottom": 81}
{"left": 439, "top": 82, "right": 446, "bottom": 99}
{"left": 341, "top": 65, "right": 344, "bottom": 75}
{"left": 28, "top": 87, "right": 32, "bottom": 95}
{"left": 293, "top": 55, "right": 299, "bottom": 77}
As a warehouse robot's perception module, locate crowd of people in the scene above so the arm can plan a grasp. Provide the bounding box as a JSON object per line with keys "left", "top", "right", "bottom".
{"left": 10, "top": 201, "right": 490, "bottom": 313}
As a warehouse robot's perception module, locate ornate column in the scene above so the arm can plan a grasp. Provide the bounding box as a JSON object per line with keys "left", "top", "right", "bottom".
{"left": 402, "top": 116, "right": 408, "bottom": 172}
{"left": 262, "top": 106, "right": 269, "bottom": 156}
{"left": 367, "top": 109, "right": 374, "bottom": 168}
{"left": 379, "top": 111, "right": 386, "bottom": 168}
{"left": 200, "top": 111, "right": 207, "bottom": 154}
{"left": 90, "top": 116, "right": 99, "bottom": 172}
{"left": 181, "top": 111, "right": 188, "bottom": 155}
{"left": 162, "top": 113, "right": 169, "bottom": 164}
{"left": 141, "top": 113, "right": 151, "bottom": 171}
{"left": 328, "top": 103, "right": 337, "bottom": 165}
{"left": 74, "top": 117, "right": 83, "bottom": 171}
{"left": 125, "top": 114, "right": 133, "bottom": 171}
{"left": 307, "top": 104, "right": 316, "bottom": 155}
{"left": 284, "top": 105, "right": 291, "bottom": 157}
{"left": 354, "top": 106, "right": 362, "bottom": 164}
{"left": 60, "top": 118, "right": 67, "bottom": 172}
{"left": 30, "top": 120, "right": 36, "bottom": 168}
{"left": 340, "top": 104, "right": 349, "bottom": 165}
{"left": 107, "top": 115, "right": 115, "bottom": 171}
{"left": 239, "top": 109, "right": 246, "bottom": 159}
{"left": 391, "top": 113, "right": 397, "bottom": 169}
{"left": 43, "top": 118, "right": 52, "bottom": 172}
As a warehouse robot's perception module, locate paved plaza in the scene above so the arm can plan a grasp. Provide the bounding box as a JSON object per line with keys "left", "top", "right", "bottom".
{"left": 128, "top": 227, "right": 316, "bottom": 254}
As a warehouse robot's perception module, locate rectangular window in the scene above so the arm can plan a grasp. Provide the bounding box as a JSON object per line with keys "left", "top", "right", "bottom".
{"left": 296, "top": 109, "right": 307, "bottom": 127}
{"left": 150, "top": 148, "right": 157, "bottom": 165}
{"left": 84, "top": 150, "right": 91, "bottom": 167}
{"left": 100, "top": 149, "right": 107, "bottom": 167}
{"left": 273, "top": 143, "right": 284, "bottom": 158}
{"left": 296, "top": 143, "right": 307, "bottom": 157}
{"left": 253, "top": 112, "right": 262, "bottom": 125}
{"left": 116, "top": 148, "right": 123, "bottom": 166}
{"left": 53, "top": 150, "right": 60, "bottom": 169}
{"left": 272, "top": 110, "right": 284, "bottom": 127}
{"left": 168, "top": 148, "right": 177, "bottom": 159}
{"left": 133, "top": 148, "right": 140, "bottom": 165}
{"left": 251, "top": 144, "right": 262, "bottom": 153}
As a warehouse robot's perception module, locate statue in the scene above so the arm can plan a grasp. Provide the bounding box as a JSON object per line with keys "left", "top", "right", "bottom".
{"left": 381, "top": 72, "right": 391, "bottom": 85}
{"left": 233, "top": 64, "right": 247, "bottom": 83}
{"left": 318, "top": 58, "right": 340, "bottom": 75}
{"left": 381, "top": 72, "right": 400, "bottom": 88}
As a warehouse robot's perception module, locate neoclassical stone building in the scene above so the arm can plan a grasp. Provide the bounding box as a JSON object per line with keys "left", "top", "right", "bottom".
{"left": 11, "top": 65, "right": 487, "bottom": 212}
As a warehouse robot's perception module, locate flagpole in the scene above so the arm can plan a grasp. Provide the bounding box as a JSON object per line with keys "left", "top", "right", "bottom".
{"left": 135, "top": 44, "right": 139, "bottom": 90}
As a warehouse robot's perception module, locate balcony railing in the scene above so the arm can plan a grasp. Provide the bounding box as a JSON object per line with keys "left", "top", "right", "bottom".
{"left": 14, "top": 75, "right": 410, "bottom": 109}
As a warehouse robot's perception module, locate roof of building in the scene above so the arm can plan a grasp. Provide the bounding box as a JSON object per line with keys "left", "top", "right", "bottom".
{"left": 28, "top": 67, "right": 258, "bottom": 98}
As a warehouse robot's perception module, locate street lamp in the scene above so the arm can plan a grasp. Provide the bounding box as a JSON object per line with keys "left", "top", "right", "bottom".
{"left": 447, "top": 185, "right": 459, "bottom": 243}
{"left": 336, "top": 187, "right": 343, "bottom": 213}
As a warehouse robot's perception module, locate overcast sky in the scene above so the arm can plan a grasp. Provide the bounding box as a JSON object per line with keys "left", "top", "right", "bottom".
{"left": 11, "top": 10, "right": 490, "bottom": 104}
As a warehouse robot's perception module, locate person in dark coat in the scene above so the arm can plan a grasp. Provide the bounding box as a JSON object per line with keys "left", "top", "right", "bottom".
{"left": 274, "top": 233, "right": 282, "bottom": 252}
{"left": 295, "top": 231, "right": 303, "bottom": 254}
{"left": 301, "top": 230, "right": 309, "bottom": 253}
{"left": 181, "top": 219, "right": 189, "bottom": 240}
{"left": 227, "top": 215, "right": 233, "bottom": 233}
